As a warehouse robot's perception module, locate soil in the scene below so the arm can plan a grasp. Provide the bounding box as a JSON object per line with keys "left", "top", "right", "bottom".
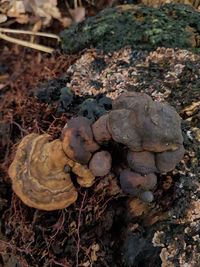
{"left": 0, "top": 3, "right": 200, "bottom": 267}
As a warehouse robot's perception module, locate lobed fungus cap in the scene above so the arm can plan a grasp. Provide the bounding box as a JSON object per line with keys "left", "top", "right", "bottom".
{"left": 112, "top": 92, "right": 152, "bottom": 111}
{"left": 127, "top": 150, "right": 157, "bottom": 175}
{"left": 92, "top": 114, "right": 112, "bottom": 144}
{"left": 140, "top": 101, "right": 183, "bottom": 152}
{"left": 108, "top": 92, "right": 183, "bottom": 152}
{"left": 62, "top": 116, "right": 99, "bottom": 164}
{"left": 155, "top": 144, "right": 185, "bottom": 173}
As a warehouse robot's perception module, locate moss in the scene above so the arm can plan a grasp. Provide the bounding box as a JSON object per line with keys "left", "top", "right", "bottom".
{"left": 61, "top": 4, "right": 200, "bottom": 54}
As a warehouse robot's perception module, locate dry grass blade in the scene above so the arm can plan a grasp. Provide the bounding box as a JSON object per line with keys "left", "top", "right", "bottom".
{"left": 0, "top": 28, "right": 60, "bottom": 41}
{"left": 0, "top": 32, "right": 54, "bottom": 53}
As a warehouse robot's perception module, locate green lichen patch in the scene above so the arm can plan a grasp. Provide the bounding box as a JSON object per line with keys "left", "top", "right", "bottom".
{"left": 61, "top": 4, "right": 200, "bottom": 54}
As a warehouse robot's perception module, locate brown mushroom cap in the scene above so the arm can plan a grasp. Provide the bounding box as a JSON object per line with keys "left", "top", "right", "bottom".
{"left": 119, "top": 169, "right": 157, "bottom": 196}
{"left": 141, "top": 101, "right": 183, "bottom": 152}
{"left": 89, "top": 151, "right": 112, "bottom": 177}
{"left": 108, "top": 92, "right": 150, "bottom": 151}
{"left": 108, "top": 92, "right": 183, "bottom": 152}
{"left": 62, "top": 116, "right": 99, "bottom": 164}
{"left": 8, "top": 133, "right": 95, "bottom": 211}
{"left": 112, "top": 92, "right": 152, "bottom": 110}
{"left": 92, "top": 114, "right": 112, "bottom": 144}
{"left": 127, "top": 150, "right": 157, "bottom": 175}
{"left": 155, "top": 144, "right": 185, "bottom": 173}
{"left": 8, "top": 134, "right": 78, "bottom": 211}
{"left": 107, "top": 109, "right": 141, "bottom": 150}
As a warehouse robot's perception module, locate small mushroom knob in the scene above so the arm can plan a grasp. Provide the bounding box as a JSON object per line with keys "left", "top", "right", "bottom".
{"left": 89, "top": 151, "right": 112, "bottom": 177}
{"left": 127, "top": 150, "right": 157, "bottom": 175}
{"left": 119, "top": 169, "right": 157, "bottom": 196}
{"left": 92, "top": 114, "right": 112, "bottom": 144}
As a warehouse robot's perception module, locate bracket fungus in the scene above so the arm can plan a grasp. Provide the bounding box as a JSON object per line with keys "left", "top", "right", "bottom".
{"left": 8, "top": 133, "right": 95, "bottom": 211}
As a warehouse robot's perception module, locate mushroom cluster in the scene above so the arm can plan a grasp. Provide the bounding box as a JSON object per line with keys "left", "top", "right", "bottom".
{"left": 8, "top": 92, "right": 184, "bottom": 210}
{"left": 92, "top": 92, "right": 184, "bottom": 201}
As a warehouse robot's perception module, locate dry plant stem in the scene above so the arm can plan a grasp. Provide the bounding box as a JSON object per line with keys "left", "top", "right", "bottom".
{"left": 50, "top": 211, "right": 65, "bottom": 240}
{"left": 76, "top": 191, "right": 87, "bottom": 267}
{"left": 12, "top": 121, "right": 29, "bottom": 135}
{"left": 74, "top": 0, "right": 78, "bottom": 8}
{"left": 78, "top": 0, "right": 83, "bottom": 6}
{"left": 0, "top": 28, "right": 61, "bottom": 41}
{"left": 49, "top": 258, "right": 71, "bottom": 267}
{"left": 0, "top": 33, "right": 54, "bottom": 53}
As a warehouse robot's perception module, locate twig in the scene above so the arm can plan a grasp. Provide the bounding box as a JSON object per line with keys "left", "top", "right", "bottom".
{"left": 76, "top": 191, "right": 87, "bottom": 267}
{"left": 12, "top": 121, "right": 29, "bottom": 136}
{"left": 0, "top": 28, "right": 60, "bottom": 41}
{"left": 49, "top": 258, "right": 71, "bottom": 267}
{"left": 97, "top": 196, "right": 114, "bottom": 218}
{"left": 50, "top": 210, "right": 65, "bottom": 240}
{"left": 0, "top": 32, "right": 54, "bottom": 53}
{"left": 74, "top": 0, "right": 78, "bottom": 9}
